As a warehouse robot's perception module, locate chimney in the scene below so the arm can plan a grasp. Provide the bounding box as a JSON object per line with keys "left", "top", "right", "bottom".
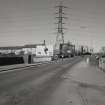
{"left": 44, "top": 40, "right": 46, "bottom": 45}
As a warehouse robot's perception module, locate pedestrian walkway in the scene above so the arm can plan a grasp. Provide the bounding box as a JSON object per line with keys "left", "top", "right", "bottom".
{"left": 0, "top": 61, "right": 52, "bottom": 72}
{"left": 0, "top": 64, "right": 37, "bottom": 72}
{"left": 51, "top": 58, "right": 105, "bottom": 105}
{"left": 0, "top": 57, "right": 76, "bottom": 73}
{"left": 67, "top": 58, "right": 105, "bottom": 87}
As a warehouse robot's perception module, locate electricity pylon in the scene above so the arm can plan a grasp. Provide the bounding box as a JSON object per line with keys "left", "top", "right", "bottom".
{"left": 54, "top": 2, "right": 67, "bottom": 50}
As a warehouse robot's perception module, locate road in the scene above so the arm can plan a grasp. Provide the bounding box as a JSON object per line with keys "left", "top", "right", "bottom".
{"left": 0, "top": 56, "right": 105, "bottom": 105}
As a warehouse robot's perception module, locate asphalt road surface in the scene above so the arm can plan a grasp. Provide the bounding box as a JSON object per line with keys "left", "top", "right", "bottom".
{"left": 0, "top": 56, "right": 105, "bottom": 105}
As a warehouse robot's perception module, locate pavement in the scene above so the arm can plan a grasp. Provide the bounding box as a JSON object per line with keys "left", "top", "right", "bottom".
{"left": 65, "top": 58, "right": 105, "bottom": 86}
{"left": 0, "top": 56, "right": 105, "bottom": 105}
{"left": 0, "top": 57, "right": 75, "bottom": 72}
{"left": 0, "top": 64, "right": 37, "bottom": 72}
{"left": 0, "top": 57, "right": 81, "bottom": 105}
{"left": 55, "top": 57, "right": 105, "bottom": 105}
{"left": 0, "top": 61, "right": 54, "bottom": 72}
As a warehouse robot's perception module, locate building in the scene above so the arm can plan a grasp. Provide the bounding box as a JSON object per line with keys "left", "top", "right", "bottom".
{"left": 0, "top": 43, "right": 54, "bottom": 63}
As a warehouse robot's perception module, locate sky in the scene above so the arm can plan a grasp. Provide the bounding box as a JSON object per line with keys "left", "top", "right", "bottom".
{"left": 0, "top": 0, "right": 105, "bottom": 52}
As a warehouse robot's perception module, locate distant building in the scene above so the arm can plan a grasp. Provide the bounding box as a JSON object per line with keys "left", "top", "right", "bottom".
{"left": 0, "top": 43, "right": 53, "bottom": 57}
{"left": 0, "top": 46, "right": 23, "bottom": 55}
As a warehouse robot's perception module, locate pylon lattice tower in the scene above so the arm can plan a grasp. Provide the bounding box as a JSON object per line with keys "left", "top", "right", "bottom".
{"left": 55, "top": 2, "right": 67, "bottom": 50}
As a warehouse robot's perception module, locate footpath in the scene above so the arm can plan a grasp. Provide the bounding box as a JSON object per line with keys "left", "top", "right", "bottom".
{"left": 63, "top": 57, "right": 105, "bottom": 105}
{"left": 0, "top": 57, "right": 80, "bottom": 73}
{"left": 0, "top": 58, "right": 70, "bottom": 72}
{"left": 39, "top": 56, "right": 105, "bottom": 105}
{"left": 0, "top": 61, "right": 53, "bottom": 72}
{"left": 68, "top": 58, "right": 105, "bottom": 86}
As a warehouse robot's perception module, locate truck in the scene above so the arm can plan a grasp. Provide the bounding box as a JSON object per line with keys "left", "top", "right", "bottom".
{"left": 54, "top": 43, "right": 75, "bottom": 58}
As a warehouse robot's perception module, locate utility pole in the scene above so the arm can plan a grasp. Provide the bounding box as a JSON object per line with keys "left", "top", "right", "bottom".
{"left": 55, "top": 2, "right": 67, "bottom": 50}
